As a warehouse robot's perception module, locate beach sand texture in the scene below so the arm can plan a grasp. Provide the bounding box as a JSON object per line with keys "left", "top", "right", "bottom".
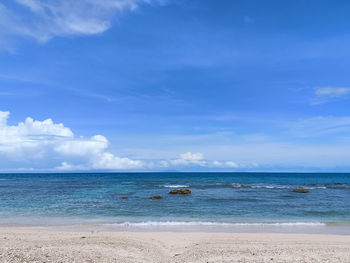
{"left": 0, "top": 228, "right": 350, "bottom": 263}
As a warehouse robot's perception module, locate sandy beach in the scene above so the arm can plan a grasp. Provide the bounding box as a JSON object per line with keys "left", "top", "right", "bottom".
{"left": 0, "top": 228, "right": 349, "bottom": 263}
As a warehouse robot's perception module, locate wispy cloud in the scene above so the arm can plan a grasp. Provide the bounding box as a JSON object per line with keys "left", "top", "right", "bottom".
{"left": 312, "top": 86, "right": 350, "bottom": 105}
{"left": 0, "top": 91, "right": 17, "bottom": 96}
{"left": 0, "top": 0, "right": 156, "bottom": 43}
{"left": 289, "top": 116, "right": 350, "bottom": 137}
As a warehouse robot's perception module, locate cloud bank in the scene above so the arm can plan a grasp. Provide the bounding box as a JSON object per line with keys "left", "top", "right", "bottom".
{"left": 0, "top": 110, "right": 243, "bottom": 171}
{"left": 0, "top": 110, "right": 144, "bottom": 170}
{"left": 0, "top": 0, "right": 155, "bottom": 42}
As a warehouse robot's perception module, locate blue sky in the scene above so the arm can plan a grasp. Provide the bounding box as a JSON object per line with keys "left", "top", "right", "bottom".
{"left": 1, "top": 0, "right": 350, "bottom": 172}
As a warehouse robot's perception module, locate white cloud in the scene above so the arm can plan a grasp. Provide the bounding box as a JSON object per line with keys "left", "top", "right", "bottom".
{"left": 158, "top": 152, "right": 247, "bottom": 170}
{"left": 179, "top": 152, "right": 205, "bottom": 164}
{"left": 312, "top": 86, "right": 350, "bottom": 105}
{"left": 55, "top": 162, "right": 86, "bottom": 171}
{"left": 54, "top": 135, "right": 108, "bottom": 156}
{"left": 212, "top": 160, "right": 239, "bottom": 168}
{"left": 0, "top": 111, "right": 9, "bottom": 126}
{"left": 161, "top": 152, "right": 207, "bottom": 167}
{"left": 211, "top": 160, "right": 259, "bottom": 169}
{"left": 0, "top": 0, "right": 156, "bottom": 42}
{"left": 0, "top": 111, "right": 243, "bottom": 171}
{"left": 0, "top": 110, "right": 143, "bottom": 170}
{"left": 0, "top": 110, "right": 245, "bottom": 171}
{"left": 91, "top": 152, "right": 144, "bottom": 170}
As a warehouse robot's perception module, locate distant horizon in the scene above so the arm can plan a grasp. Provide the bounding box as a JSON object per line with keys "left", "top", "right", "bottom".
{"left": 1, "top": 171, "right": 350, "bottom": 174}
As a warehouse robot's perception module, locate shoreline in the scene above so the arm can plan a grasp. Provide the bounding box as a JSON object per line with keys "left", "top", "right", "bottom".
{"left": 1, "top": 221, "right": 350, "bottom": 235}
{"left": 1, "top": 227, "right": 350, "bottom": 262}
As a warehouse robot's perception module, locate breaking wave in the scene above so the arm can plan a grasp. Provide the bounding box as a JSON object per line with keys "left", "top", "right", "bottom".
{"left": 163, "top": 185, "right": 190, "bottom": 188}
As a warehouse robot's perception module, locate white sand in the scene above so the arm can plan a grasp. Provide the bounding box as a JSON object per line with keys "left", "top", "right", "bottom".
{"left": 0, "top": 227, "right": 349, "bottom": 262}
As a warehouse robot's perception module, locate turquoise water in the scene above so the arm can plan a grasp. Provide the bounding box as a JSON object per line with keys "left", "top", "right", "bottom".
{"left": 0, "top": 173, "right": 349, "bottom": 228}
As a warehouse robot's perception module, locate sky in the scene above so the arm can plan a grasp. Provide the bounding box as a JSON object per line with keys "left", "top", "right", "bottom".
{"left": 1, "top": 0, "right": 350, "bottom": 172}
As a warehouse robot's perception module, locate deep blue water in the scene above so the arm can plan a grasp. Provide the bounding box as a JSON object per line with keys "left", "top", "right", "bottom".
{"left": 0, "top": 173, "right": 349, "bottom": 226}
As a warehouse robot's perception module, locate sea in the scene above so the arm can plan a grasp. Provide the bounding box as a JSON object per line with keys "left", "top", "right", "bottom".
{"left": 0, "top": 172, "right": 349, "bottom": 234}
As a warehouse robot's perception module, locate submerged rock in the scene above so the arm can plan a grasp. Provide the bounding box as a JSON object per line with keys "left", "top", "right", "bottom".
{"left": 120, "top": 197, "right": 128, "bottom": 199}
{"left": 148, "top": 195, "right": 163, "bottom": 199}
{"left": 292, "top": 189, "right": 309, "bottom": 193}
{"left": 169, "top": 189, "right": 191, "bottom": 195}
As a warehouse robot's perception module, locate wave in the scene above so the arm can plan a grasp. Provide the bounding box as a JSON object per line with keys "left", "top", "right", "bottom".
{"left": 250, "top": 185, "right": 291, "bottom": 189}
{"left": 105, "top": 221, "right": 326, "bottom": 227}
{"left": 161, "top": 182, "right": 349, "bottom": 190}
{"left": 231, "top": 184, "right": 293, "bottom": 189}
{"left": 324, "top": 183, "right": 350, "bottom": 189}
{"left": 163, "top": 185, "right": 190, "bottom": 188}
{"left": 231, "top": 183, "right": 346, "bottom": 190}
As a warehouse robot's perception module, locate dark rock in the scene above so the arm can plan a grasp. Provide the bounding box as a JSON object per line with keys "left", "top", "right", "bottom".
{"left": 169, "top": 189, "right": 191, "bottom": 195}
{"left": 120, "top": 197, "right": 128, "bottom": 199}
{"left": 148, "top": 195, "right": 163, "bottom": 199}
{"left": 292, "top": 189, "right": 309, "bottom": 193}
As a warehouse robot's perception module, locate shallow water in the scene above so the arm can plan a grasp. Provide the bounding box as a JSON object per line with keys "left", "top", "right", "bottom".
{"left": 0, "top": 173, "right": 349, "bottom": 230}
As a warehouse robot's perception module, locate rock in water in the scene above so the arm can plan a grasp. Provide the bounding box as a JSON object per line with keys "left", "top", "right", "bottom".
{"left": 148, "top": 195, "right": 163, "bottom": 199}
{"left": 169, "top": 189, "right": 191, "bottom": 195}
{"left": 120, "top": 197, "right": 128, "bottom": 199}
{"left": 292, "top": 189, "right": 309, "bottom": 193}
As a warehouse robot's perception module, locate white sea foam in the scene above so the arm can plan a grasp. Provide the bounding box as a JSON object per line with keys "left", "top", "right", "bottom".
{"left": 231, "top": 183, "right": 292, "bottom": 189}
{"left": 250, "top": 185, "right": 291, "bottom": 189}
{"left": 231, "top": 183, "right": 329, "bottom": 190}
{"left": 163, "top": 185, "right": 190, "bottom": 188}
{"left": 106, "top": 221, "right": 326, "bottom": 227}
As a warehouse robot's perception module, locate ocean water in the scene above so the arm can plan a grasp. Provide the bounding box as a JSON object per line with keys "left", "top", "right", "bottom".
{"left": 0, "top": 173, "right": 350, "bottom": 232}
